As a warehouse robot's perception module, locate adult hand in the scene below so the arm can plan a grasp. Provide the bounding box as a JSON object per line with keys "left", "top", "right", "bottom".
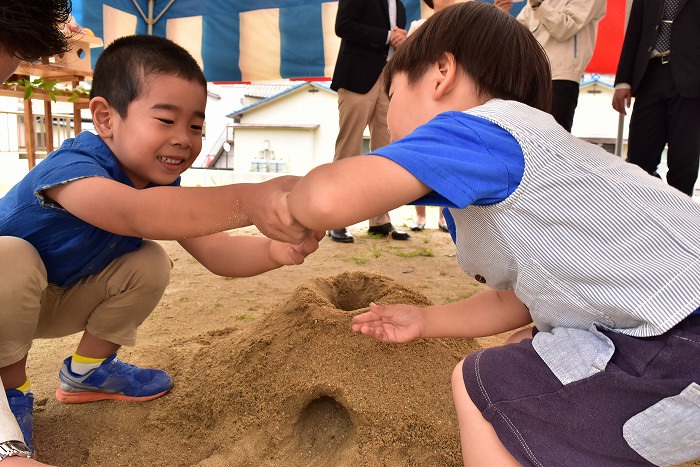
{"left": 612, "top": 88, "right": 632, "bottom": 115}
{"left": 249, "top": 176, "right": 310, "bottom": 245}
{"left": 494, "top": 0, "right": 513, "bottom": 12}
{"left": 389, "top": 27, "right": 407, "bottom": 49}
{"left": 351, "top": 302, "right": 424, "bottom": 343}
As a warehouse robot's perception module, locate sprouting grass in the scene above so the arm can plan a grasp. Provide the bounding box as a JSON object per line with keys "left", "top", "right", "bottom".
{"left": 351, "top": 256, "right": 369, "bottom": 264}
{"left": 396, "top": 248, "right": 433, "bottom": 258}
{"left": 368, "top": 241, "right": 382, "bottom": 258}
{"left": 213, "top": 298, "right": 223, "bottom": 308}
{"left": 235, "top": 313, "right": 255, "bottom": 321}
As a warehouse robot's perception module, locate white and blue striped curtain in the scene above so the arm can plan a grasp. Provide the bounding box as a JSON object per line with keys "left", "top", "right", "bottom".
{"left": 72, "top": 0, "right": 532, "bottom": 82}
{"left": 71, "top": 0, "right": 421, "bottom": 82}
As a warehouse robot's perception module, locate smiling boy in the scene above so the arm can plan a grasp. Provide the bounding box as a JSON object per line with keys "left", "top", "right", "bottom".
{"left": 0, "top": 35, "right": 320, "bottom": 457}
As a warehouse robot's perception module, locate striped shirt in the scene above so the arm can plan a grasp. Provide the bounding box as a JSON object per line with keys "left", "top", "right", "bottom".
{"left": 374, "top": 99, "right": 700, "bottom": 384}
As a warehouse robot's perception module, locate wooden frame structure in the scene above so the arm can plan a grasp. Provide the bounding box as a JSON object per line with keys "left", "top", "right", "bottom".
{"left": 0, "top": 32, "right": 100, "bottom": 169}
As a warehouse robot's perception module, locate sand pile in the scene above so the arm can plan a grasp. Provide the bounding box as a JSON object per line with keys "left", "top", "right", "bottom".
{"left": 37, "top": 271, "right": 481, "bottom": 466}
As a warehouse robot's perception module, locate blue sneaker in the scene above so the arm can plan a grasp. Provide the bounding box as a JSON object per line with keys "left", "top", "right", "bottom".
{"left": 5, "top": 389, "right": 34, "bottom": 455}
{"left": 55, "top": 353, "right": 173, "bottom": 403}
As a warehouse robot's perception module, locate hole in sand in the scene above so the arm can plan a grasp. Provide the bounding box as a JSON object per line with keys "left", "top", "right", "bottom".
{"left": 294, "top": 395, "right": 354, "bottom": 457}
{"left": 314, "top": 272, "right": 411, "bottom": 312}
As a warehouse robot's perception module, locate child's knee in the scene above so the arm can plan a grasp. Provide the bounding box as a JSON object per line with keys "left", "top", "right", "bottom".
{"left": 452, "top": 359, "right": 466, "bottom": 394}
{"left": 0, "top": 236, "right": 47, "bottom": 291}
{"left": 113, "top": 241, "right": 172, "bottom": 294}
{"left": 136, "top": 241, "right": 172, "bottom": 290}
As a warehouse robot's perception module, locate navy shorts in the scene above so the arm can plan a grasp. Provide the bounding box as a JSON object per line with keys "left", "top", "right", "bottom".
{"left": 462, "top": 315, "right": 700, "bottom": 466}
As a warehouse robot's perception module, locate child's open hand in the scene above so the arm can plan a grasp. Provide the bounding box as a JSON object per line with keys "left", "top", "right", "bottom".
{"left": 351, "top": 302, "right": 424, "bottom": 343}
{"left": 269, "top": 229, "right": 325, "bottom": 266}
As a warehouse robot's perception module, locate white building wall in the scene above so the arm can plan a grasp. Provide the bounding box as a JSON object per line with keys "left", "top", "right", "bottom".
{"left": 233, "top": 87, "right": 338, "bottom": 175}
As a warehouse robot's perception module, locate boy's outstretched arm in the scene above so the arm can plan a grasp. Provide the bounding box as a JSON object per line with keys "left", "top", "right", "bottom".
{"left": 178, "top": 230, "right": 324, "bottom": 277}
{"left": 352, "top": 290, "right": 532, "bottom": 343}
{"left": 287, "top": 155, "right": 431, "bottom": 231}
{"left": 44, "top": 175, "right": 310, "bottom": 244}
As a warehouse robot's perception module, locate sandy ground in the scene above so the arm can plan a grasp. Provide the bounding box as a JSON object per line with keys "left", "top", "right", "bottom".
{"left": 26, "top": 206, "right": 509, "bottom": 466}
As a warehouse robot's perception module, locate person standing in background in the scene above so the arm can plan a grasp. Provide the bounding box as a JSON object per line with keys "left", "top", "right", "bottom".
{"left": 328, "top": 0, "right": 411, "bottom": 243}
{"left": 495, "top": 0, "right": 606, "bottom": 132}
{"left": 612, "top": 0, "right": 700, "bottom": 196}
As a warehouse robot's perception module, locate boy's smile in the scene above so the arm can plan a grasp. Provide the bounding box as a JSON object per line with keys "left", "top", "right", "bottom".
{"left": 100, "top": 74, "right": 207, "bottom": 189}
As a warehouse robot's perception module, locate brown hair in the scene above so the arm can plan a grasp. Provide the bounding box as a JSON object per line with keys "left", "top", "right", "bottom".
{"left": 384, "top": 2, "right": 551, "bottom": 112}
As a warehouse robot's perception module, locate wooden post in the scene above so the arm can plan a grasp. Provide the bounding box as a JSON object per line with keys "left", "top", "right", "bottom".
{"left": 44, "top": 100, "right": 54, "bottom": 154}
{"left": 23, "top": 99, "right": 35, "bottom": 169}
{"left": 73, "top": 81, "right": 83, "bottom": 135}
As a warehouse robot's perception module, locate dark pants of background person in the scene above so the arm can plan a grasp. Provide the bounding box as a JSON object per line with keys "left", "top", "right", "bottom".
{"left": 551, "top": 79, "right": 580, "bottom": 132}
{"left": 626, "top": 58, "right": 700, "bottom": 197}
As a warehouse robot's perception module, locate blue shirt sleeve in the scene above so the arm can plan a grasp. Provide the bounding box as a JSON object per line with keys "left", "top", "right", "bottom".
{"left": 369, "top": 111, "right": 525, "bottom": 208}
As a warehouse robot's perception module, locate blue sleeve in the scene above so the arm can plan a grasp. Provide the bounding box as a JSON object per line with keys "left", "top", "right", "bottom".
{"left": 370, "top": 111, "right": 525, "bottom": 208}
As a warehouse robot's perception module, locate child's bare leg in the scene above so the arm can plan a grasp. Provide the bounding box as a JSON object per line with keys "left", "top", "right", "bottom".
{"left": 504, "top": 326, "right": 534, "bottom": 345}
{"left": 452, "top": 360, "right": 520, "bottom": 466}
{"left": 76, "top": 330, "right": 120, "bottom": 359}
{"left": 0, "top": 356, "right": 28, "bottom": 389}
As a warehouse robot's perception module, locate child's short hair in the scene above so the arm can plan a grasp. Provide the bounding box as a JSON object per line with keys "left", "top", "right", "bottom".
{"left": 385, "top": 2, "right": 552, "bottom": 112}
{"left": 0, "top": 0, "right": 72, "bottom": 62}
{"left": 90, "top": 35, "right": 207, "bottom": 117}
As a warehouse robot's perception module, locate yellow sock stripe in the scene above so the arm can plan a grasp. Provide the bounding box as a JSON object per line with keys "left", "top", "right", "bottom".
{"left": 72, "top": 353, "right": 107, "bottom": 365}
{"left": 16, "top": 378, "right": 31, "bottom": 393}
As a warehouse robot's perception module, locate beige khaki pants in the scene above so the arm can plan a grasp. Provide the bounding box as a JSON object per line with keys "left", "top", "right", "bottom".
{"left": 0, "top": 237, "right": 172, "bottom": 367}
{"left": 334, "top": 75, "right": 392, "bottom": 227}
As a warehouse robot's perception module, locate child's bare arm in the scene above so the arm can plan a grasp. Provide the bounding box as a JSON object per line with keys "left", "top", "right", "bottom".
{"left": 179, "top": 229, "right": 323, "bottom": 277}
{"left": 352, "top": 290, "right": 531, "bottom": 342}
{"left": 44, "top": 175, "right": 309, "bottom": 244}
{"left": 287, "top": 155, "right": 431, "bottom": 231}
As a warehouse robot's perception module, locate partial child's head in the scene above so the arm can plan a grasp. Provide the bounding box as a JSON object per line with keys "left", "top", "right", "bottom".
{"left": 90, "top": 35, "right": 207, "bottom": 118}
{"left": 385, "top": 2, "right": 551, "bottom": 112}
{"left": 0, "top": 0, "right": 72, "bottom": 81}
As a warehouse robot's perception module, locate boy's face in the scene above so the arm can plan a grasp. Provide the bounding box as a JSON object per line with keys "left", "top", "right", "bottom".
{"left": 106, "top": 74, "right": 206, "bottom": 188}
{"left": 387, "top": 71, "right": 439, "bottom": 141}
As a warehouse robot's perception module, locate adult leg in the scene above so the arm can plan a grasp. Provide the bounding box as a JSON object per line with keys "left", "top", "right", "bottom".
{"left": 626, "top": 60, "right": 670, "bottom": 177}
{"left": 412, "top": 205, "right": 426, "bottom": 231}
{"left": 665, "top": 95, "right": 700, "bottom": 196}
{"left": 550, "top": 79, "right": 580, "bottom": 132}
{"left": 367, "top": 75, "right": 392, "bottom": 227}
{"left": 329, "top": 87, "right": 376, "bottom": 241}
{"left": 452, "top": 360, "right": 520, "bottom": 466}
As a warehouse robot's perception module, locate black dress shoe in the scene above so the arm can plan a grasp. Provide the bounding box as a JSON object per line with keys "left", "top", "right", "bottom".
{"left": 390, "top": 229, "right": 411, "bottom": 240}
{"left": 328, "top": 228, "right": 354, "bottom": 243}
{"left": 410, "top": 223, "right": 425, "bottom": 232}
{"left": 367, "top": 223, "right": 410, "bottom": 241}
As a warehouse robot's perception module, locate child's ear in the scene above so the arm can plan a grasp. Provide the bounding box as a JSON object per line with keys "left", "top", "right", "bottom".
{"left": 433, "top": 52, "right": 459, "bottom": 99}
{"left": 89, "top": 97, "right": 116, "bottom": 138}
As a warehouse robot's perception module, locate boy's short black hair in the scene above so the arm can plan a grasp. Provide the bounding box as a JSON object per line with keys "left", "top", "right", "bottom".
{"left": 385, "top": 2, "right": 552, "bottom": 112}
{"left": 90, "top": 35, "right": 207, "bottom": 118}
{"left": 0, "top": 0, "right": 72, "bottom": 62}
